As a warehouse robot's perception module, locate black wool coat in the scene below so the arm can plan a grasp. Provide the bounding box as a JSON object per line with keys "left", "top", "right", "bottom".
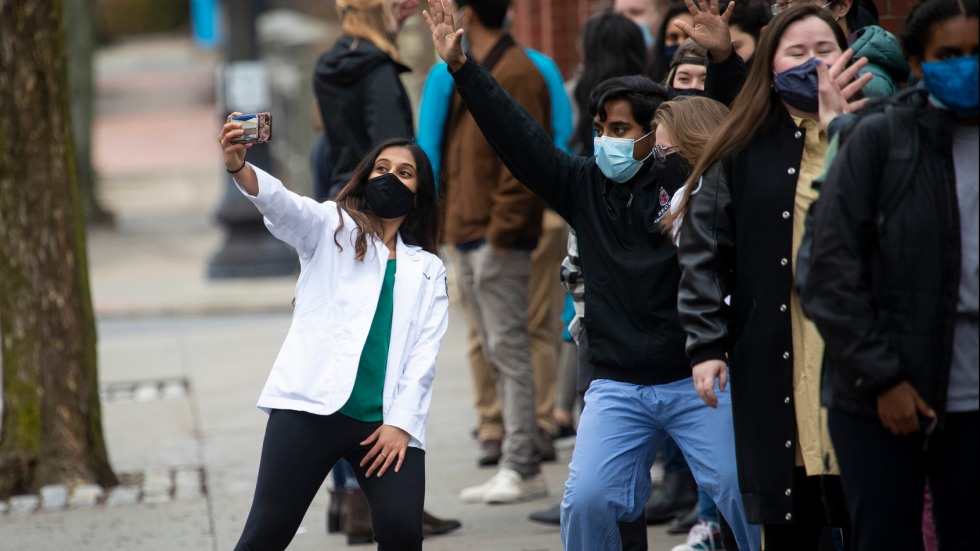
{"left": 678, "top": 107, "right": 819, "bottom": 524}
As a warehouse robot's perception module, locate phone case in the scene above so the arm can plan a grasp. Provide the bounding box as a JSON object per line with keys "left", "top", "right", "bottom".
{"left": 230, "top": 113, "right": 272, "bottom": 144}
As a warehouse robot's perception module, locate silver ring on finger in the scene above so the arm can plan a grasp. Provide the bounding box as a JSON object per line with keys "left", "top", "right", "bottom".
{"left": 381, "top": 452, "right": 388, "bottom": 458}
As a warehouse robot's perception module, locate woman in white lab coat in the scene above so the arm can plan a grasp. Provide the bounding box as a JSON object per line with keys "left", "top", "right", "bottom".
{"left": 220, "top": 115, "right": 448, "bottom": 551}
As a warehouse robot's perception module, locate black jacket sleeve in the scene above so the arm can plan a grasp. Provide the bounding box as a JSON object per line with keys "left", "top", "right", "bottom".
{"left": 801, "top": 114, "right": 905, "bottom": 396}
{"left": 705, "top": 48, "right": 747, "bottom": 107}
{"left": 677, "top": 162, "right": 735, "bottom": 366}
{"left": 450, "top": 57, "right": 591, "bottom": 223}
{"left": 364, "top": 63, "right": 414, "bottom": 145}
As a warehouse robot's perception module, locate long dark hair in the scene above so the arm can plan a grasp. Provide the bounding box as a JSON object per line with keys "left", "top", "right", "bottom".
{"left": 332, "top": 138, "right": 441, "bottom": 260}
{"left": 571, "top": 11, "right": 648, "bottom": 155}
{"left": 686, "top": 5, "right": 848, "bottom": 190}
{"left": 649, "top": 5, "right": 692, "bottom": 82}
{"left": 901, "top": 0, "right": 978, "bottom": 60}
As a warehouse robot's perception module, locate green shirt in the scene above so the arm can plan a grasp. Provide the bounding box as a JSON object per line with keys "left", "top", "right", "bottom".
{"left": 339, "top": 259, "right": 396, "bottom": 422}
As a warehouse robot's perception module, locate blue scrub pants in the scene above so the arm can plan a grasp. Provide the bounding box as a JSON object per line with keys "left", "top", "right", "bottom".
{"left": 560, "top": 377, "right": 760, "bottom": 551}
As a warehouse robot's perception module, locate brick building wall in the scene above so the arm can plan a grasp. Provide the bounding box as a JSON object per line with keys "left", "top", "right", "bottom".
{"left": 874, "top": 0, "right": 913, "bottom": 35}
{"left": 508, "top": 0, "right": 608, "bottom": 79}
{"left": 506, "top": 0, "right": 914, "bottom": 79}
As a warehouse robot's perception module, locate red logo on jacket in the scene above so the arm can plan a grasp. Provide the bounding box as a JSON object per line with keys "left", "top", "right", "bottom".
{"left": 659, "top": 187, "right": 670, "bottom": 207}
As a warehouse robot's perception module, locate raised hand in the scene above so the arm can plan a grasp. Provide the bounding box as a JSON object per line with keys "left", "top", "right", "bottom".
{"left": 675, "top": 0, "right": 736, "bottom": 62}
{"left": 817, "top": 49, "right": 873, "bottom": 131}
{"left": 422, "top": 0, "right": 466, "bottom": 71}
{"left": 396, "top": 0, "right": 419, "bottom": 29}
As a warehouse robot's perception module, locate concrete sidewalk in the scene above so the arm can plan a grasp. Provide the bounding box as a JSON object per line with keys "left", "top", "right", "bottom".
{"left": 0, "top": 34, "right": 687, "bottom": 550}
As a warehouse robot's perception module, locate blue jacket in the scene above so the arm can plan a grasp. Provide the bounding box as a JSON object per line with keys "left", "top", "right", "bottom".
{"left": 417, "top": 49, "right": 573, "bottom": 185}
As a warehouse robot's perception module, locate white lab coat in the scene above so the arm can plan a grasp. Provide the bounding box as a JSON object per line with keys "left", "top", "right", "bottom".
{"left": 239, "top": 165, "right": 449, "bottom": 450}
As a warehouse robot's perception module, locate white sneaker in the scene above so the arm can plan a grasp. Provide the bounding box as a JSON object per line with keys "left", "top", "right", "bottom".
{"left": 459, "top": 468, "right": 548, "bottom": 504}
{"left": 670, "top": 521, "right": 722, "bottom": 551}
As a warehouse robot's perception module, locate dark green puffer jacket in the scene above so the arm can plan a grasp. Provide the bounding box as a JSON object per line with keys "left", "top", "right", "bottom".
{"left": 851, "top": 25, "right": 910, "bottom": 98}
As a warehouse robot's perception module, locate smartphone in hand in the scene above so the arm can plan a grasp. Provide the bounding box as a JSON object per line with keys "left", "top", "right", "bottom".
{"left": 230, "top": 113, "right": 273, "bottom": 144}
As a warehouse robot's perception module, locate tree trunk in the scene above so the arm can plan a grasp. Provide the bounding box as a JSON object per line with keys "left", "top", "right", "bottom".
{"left": 0, "top": 0, "right": 117, "bottom": 498}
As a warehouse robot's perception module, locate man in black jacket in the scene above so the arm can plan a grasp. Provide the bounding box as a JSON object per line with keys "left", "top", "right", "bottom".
{"left": 423, "top": 3, "right": 760, "bottom": 549}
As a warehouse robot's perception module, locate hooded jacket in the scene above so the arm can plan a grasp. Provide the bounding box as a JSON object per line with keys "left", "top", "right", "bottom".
{"left": 850, "top": 25, "right": 910, "bottom": 98}
{"left": 314, "top": 36, "right": 414, "bottom": 193}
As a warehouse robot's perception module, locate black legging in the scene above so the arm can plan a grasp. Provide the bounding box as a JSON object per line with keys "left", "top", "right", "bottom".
{"left": 234, "top": 409, "right": 425, "bottom": 551}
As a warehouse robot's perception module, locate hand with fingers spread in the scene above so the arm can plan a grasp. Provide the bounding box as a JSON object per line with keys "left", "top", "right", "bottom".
{"left": 360, "top": 424, "right": 411, "bottom": 477}
{"left": 676, "top": 0, "right": 736, "bottom": 62}
{"left": 422, "top": 0, "right": 466, "bottom": 71}
{"left": 217, "top": 112, "right": 258, "bottom": 195}
{"left": 692, "top": 359, "right": 728, "bottom": 408}
{"left": 817, "top": 49, "right": 873, "bottom": 131}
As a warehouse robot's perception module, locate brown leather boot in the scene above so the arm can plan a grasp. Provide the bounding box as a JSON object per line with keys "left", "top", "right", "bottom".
{"left": 422, "top": 510, "right": 462, "bottom": 536}
{"left": 327, "top": 488, "right": 345, "bottom": 533}
{"left": 343, "top": 488, "right": 374, "bottom": 545}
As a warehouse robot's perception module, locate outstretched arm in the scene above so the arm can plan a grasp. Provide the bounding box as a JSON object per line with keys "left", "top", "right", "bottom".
{"left": 219, "top": 114, "right": 333, "bottom": 258}
{"left": 422, "top": 0, "right": 589, "bottom": 223}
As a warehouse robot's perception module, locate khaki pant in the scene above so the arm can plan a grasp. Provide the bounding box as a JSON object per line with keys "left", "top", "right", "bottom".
{"left": 464, "top": 210, "right": 567, "bottom": 442}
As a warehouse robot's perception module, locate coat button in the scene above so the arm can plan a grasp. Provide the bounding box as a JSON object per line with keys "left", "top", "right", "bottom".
{"left": 412, "top": 255, "right": 420, "bottom": 262}
{"left": 794, "top": 131, "right": 802, "bottom": 139}
{"left": 785, "top": 440, "right": 792, "bottom": 448}
{"left": 782, "top": 211, "right": 791, "bottom": 219}
{"left": 783, "top": 351, "right": 790, "bottom": 360}
{"left": 780, "top": 304, "right": 788, "bottom": 312}
{"left": 788, "top": 167, "right": 797, "bottom": 175}
{"left": 786, "top": 513, "right": 793, "bottom": 521}
{"left": 780, "top": 258, "right": 789, "bottom": 266}
{"left": 785, "top": 396, "right": 791, "bottom": 404}
{"left": 785, "top": 488, "right": 792, "bottom": 496}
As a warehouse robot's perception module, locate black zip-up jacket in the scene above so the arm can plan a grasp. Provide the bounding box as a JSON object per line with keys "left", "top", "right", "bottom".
{"left": 314, "top": 37, "right": 413, "bottom": 191}
{"left": 802, "top": 98, "right": 962, "bottom": 422}
{"left": 451, "top": 58, "right": 690, "bottom": 384}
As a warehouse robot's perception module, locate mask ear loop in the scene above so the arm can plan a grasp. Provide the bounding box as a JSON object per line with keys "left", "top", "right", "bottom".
{"left": 635, "top": 130, "right": 655, "bottom": 163}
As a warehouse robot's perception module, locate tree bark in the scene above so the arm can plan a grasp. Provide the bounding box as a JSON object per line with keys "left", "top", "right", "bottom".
{"left": 0, "top": 0, "right": 117, "bottom": 498}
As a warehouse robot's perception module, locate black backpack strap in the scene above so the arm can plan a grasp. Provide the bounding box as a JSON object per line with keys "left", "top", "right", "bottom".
{"left": 876, "top": 102, "right": 920, "bottom": 232}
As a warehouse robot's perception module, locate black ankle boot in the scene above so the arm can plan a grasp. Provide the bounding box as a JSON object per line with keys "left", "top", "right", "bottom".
{"left": 645, "top": 469, "right": 697, "bottom": 524}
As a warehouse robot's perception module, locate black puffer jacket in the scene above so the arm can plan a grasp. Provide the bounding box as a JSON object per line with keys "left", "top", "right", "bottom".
{"left": 802, "top": 95, "right": 962, "bottom": 422}
{"left": 314, "top": 36, "right": 413, "bottom": 195}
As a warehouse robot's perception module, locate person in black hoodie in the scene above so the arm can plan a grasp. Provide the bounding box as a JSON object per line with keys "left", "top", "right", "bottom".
{"left": 423, "top": 2, "right": 759, "bottom": 549}
{"left": 313, "top": 0, "right": 416, "bottom": 200}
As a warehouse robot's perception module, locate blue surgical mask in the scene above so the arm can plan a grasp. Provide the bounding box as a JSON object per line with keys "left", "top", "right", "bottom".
{"left": 638, "top": 22, "right": 655, "bottom": 49}
{"left": 921, "top": 55, "right": 979, "bottom": 118}
{"left": 773, "top": 57, "right": 821, "bottom": 114}
{"left": 594, "top": 131, "right": 654, "bottom": 183}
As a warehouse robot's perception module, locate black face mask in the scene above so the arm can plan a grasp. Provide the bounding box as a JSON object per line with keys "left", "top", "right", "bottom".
{"left": 669, "top": 86, "right": 706, "bottom": 99}
{"left": 650, "top": 152, "right": 691, "bottom": 189}
{"left": 364, "top": 172, "right": 415, "bottom": 219}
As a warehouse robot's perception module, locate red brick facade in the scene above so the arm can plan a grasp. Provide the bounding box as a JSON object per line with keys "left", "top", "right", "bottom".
{"left": 507, "top": 0, "right": 914, "bottom": 78}
{"left": 874, "top": 0, "right": 913, "bottom": 35}
{"left": 508, "top": 0, "right": 608, "bottom": 79}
